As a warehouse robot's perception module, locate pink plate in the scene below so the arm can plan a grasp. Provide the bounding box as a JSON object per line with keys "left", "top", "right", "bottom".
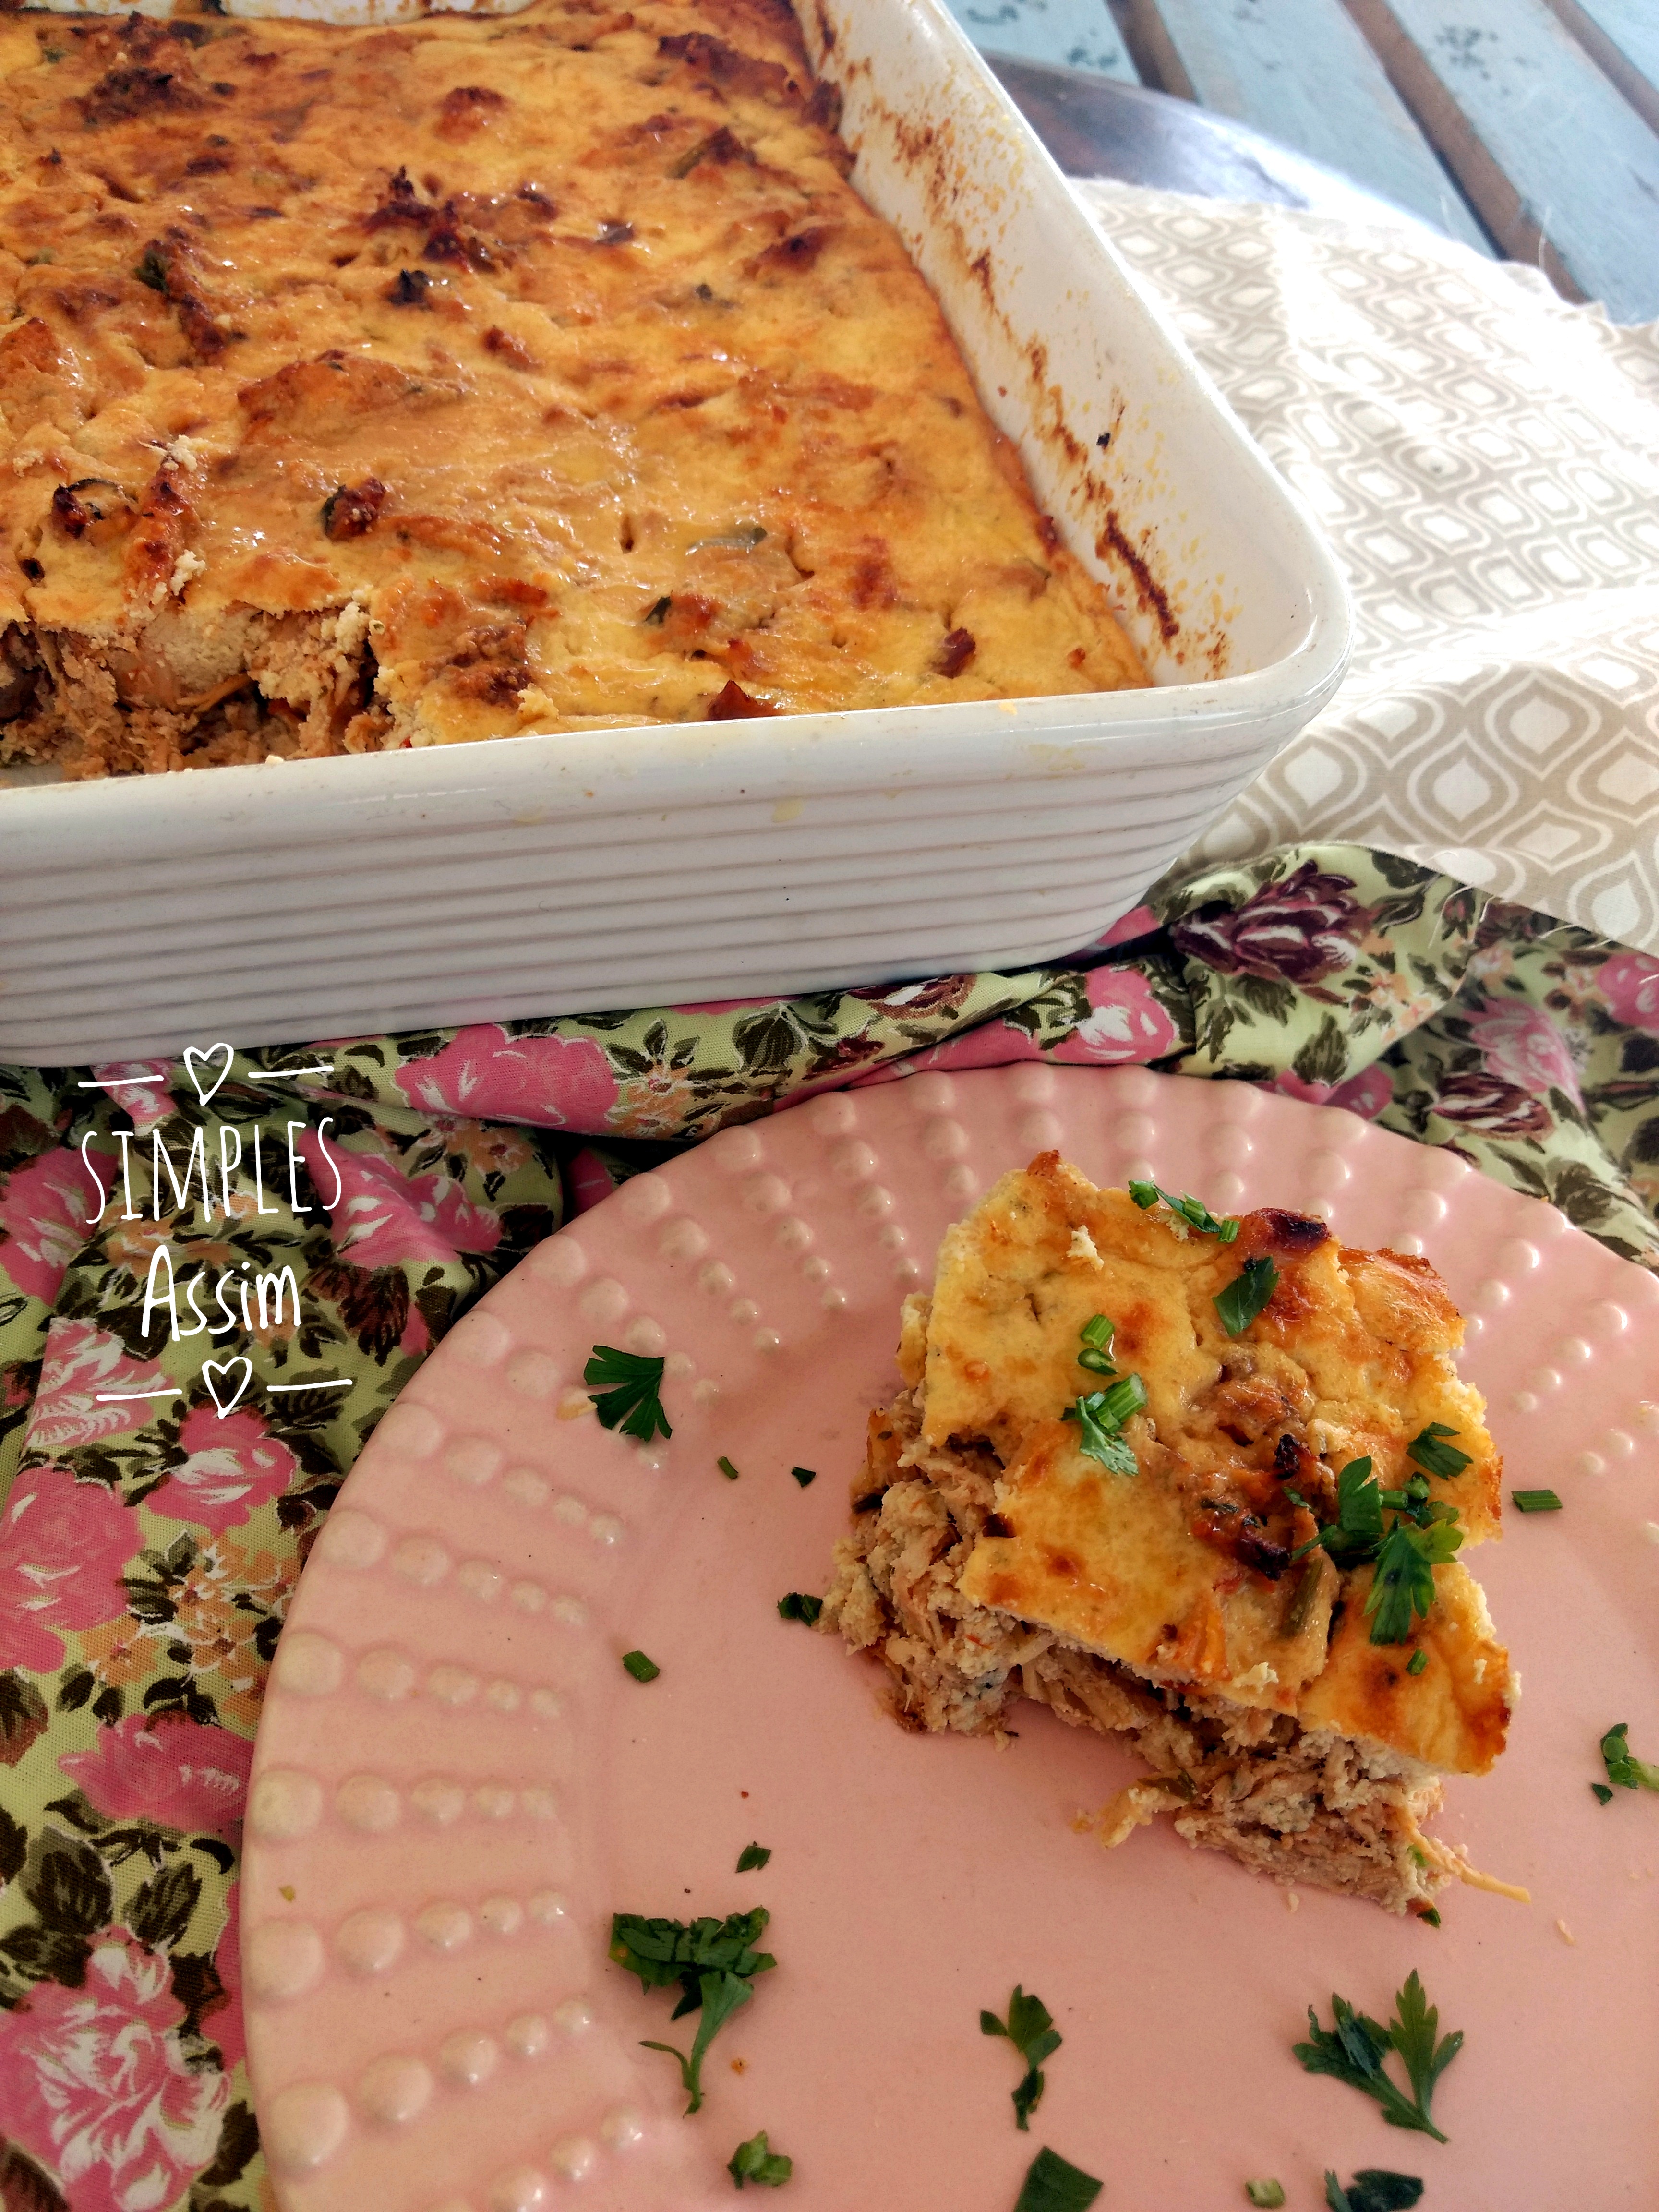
{"left": 244, "top": 1066, "right": 1659, "bottom": 2212}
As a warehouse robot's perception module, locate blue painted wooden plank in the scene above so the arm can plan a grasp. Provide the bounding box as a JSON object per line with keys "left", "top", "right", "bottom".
{"left": 1349, "top": 0, "right": 1659, "bottom": 322}
{"left": 1543, "top": 0, "right": 1659, "bottom": 136}
{"left": 942, "top": 0, "right": 1139, "bottom": 81}
{"left": 1126, "top": 0, "right": 1489, "bottom": 248}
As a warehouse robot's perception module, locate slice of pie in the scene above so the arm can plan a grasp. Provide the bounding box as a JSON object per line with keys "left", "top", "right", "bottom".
{"left": 822, "top": 1151, "right": 1522, "bottom": 1916}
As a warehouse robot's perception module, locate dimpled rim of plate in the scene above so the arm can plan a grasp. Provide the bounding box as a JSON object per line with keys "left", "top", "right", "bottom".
{"left": 244, "top": 1064, "right": 1659, "bottom": 2212}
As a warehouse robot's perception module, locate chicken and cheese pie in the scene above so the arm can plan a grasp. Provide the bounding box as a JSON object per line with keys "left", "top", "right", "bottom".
{"left": 0, "top": 0, "right": 1144, "bottom": 776}
{"left": 823, "top": 1152, "right": 1520, "bottom": 1915}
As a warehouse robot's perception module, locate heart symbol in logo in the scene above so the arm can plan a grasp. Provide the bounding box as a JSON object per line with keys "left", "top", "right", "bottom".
{"left": 184, "top": 1042, "right": 234, "bottom": 1108}
{"left": 203, "top": 1356, "right": 253, "bottom": 1419}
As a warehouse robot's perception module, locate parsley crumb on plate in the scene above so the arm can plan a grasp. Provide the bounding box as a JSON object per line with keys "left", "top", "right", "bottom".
{"left": 1012, "top": 2146, "right": 1103, "bottom": 2211}
{"left": 1325, "top": 2172, "right": 1423, "bottom": 2212}
{"left": 728, "top": 2131, "right": 792, "bottom": 2188}
{"left": 980, "top": 1986, "right": 1062, "bottom": 2130}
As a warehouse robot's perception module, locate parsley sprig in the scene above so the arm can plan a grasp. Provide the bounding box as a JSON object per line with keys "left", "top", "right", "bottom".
{"left": 1325, "top": 2174, "right": 1423, "bottom": 2212}
{"left": 1295, "top": 1970, "right": 1462, "bottom": 2143}
{"left": 981, "top": 1985, "right": 1062, "bottom": 2130}
{"left": 1065, "top": 1373, "right": 1148, "bottom": 1476}
{"left": 1013, "top": 2147, "right": 1103, "bottom": 2212}
{"left": 1596, "top": 1721, "right": 1659, "bottom": 1803}
{"left": 585, "top": 1345, "right": 672, "bottom": 1442}
{"left": 1292, "top": 1457, "right": 1463, "bottom": 1645}
{"left": 728, "top": 2131, "right": 792, "bottom": 2188}
{"left": 1063, "top": 1318, "right": 1147, "bottom": 1475}
{"left": 1406, "top": 1421, "right": 1471, "bottom": 1479}
{"left": 1128, "top": 1180, "right": 1240, "bottom": 1241}
{"left": 609, "top": 1908, "right": 775, "bottom": 2113}
{"left": 1214, "top": 1254, "right": 1279, "bottom": 1335}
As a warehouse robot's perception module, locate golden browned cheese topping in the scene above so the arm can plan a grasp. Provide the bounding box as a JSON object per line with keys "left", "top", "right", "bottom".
{"left": 0, "top": 0, "right": 1145, "bottom": 775}
{"left": 929, "top": 1153, "right": 1512, "bottom": 1772}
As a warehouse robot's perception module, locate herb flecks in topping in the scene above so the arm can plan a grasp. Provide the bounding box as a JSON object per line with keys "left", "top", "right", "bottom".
{"left": 1064, "top": 1371, "right": 1147, "bottom": 1477}
{"left": 736, "top": 1842, "right": 771, "bottom": 1872}
{"left": 1295, "top": 1970, "right": 1462, "bottom": 2142}
{"left": 1076, "top": 1312, "right": 1117, "bottom": 1376}
{"left": 1512, "top": 1488, "right": 1561, "bottom": 1513}
{"left": 1013, "top": 2146, "right": 1103, "bottom": 2212}
{"left": 585, "top": 1344, "right": 672, "bottom": 1442}
{"left": 1325, "top": 2172, "right": 1424, "bottom": 2212}
{"left": 1293, "top": 1457, "right": 1463, "bottom": 1647}
{"left": 777, "top": 1591, "right": 822, "bottom": 1625}
{"left": 719, "top": 1455, "right": 741, "bottom": 1480}
{"left": 1406, "top": 1648, "right": 1428, "bottom": 1676}
{"left": 981, "top": 1985, "right": 1062, "bottom": 2131}
{"left": 610, "top": 1908, "right": 775, "bottom": 2114}
{"left": 1599, "top": 1721, "right": 1659, "bottom": 1795}
{"left": 1407, "top": 1422, "right": 1472, "bottom": 1480}
{"left": 790, "top": 1466, "right": 817, "bottom": 1488}
{"left": 1245, "top": 2186, "right": 1286, "bottom": 2210}
{"left": 1214, "top": 1255, "right": 1279, "bottom": 1335}
{"left": 622, "top": 1649, "right": 661, "bottom": 1682}
{"left": 729, "top": 2131, "right": 793, "bottom": 2188}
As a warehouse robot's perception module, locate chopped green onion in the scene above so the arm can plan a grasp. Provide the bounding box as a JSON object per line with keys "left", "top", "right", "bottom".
{"left": 718, "top": 1455, "right": 741, "bottom": 1480}
{"left": 777, "top": 1591, "right": 822, "bottom": 1625}
{"left": 1419, "top": 1907, "right": 1441, "bottom": 1927}
{"left": 1407, "top": 1422, "right": 1472, "bottom": 1479}
{"left": 1592, "top": 1783, "right": 1615, "bottom": 1805}
{"left": 791, "top": 1465, "right": 817, "bottom": 1488}
{"left": 1511, "top": 1488, "right": 1561, "bottom": 1513}
{"left": 622, "top": 1649, "right": 661, "bottom": 1682}
{"left": 1127, "top": 1179, "right": 1240, "bottom": 1241}
{"left": 1406, "top": 1648, "right": 1428, "bottom": 1676}
{"left": 1282, "top": 1556, "right": 1323, "bottom": 1637}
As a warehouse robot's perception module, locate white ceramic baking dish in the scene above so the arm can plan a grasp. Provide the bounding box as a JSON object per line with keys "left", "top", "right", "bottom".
{"left": 0, "top": 0, "right": 1349, "bottom": 1063}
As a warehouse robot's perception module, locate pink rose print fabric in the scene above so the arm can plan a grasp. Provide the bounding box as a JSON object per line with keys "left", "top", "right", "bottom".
{"left": 147, "top": 1406, "right": 298, "bottom": 1533}
{"left": 26, "top": 1321, "right": 172, "bottom": 1458}
{"left": 0, "top": 1928, "right": 230, "bottom": 2212}
{"left": 0, "top": 1145, "right": 114, "bottom": 1305}
{"left": 0, "top": 1462, "right": 137, "bottom": 1675}
{"left": 60, "top": 1716, "right": 252, "bottom": 1838}
{"left": 394, "top": 1024, "right": 618, "bottom": 1127}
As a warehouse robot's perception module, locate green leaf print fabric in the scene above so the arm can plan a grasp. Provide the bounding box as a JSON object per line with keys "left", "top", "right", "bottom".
{"left": 2, "top": 841, "right": 1658, "bottom": 2209}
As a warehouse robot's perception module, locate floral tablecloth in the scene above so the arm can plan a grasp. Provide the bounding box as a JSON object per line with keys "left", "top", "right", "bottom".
{"left": 5, "top": 175, "right": 1659, "bottom": 2212}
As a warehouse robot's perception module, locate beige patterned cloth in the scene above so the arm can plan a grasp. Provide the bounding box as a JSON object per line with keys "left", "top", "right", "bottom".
{"left": 1075, "top": 183, "right": 1659, "bottom": 948}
